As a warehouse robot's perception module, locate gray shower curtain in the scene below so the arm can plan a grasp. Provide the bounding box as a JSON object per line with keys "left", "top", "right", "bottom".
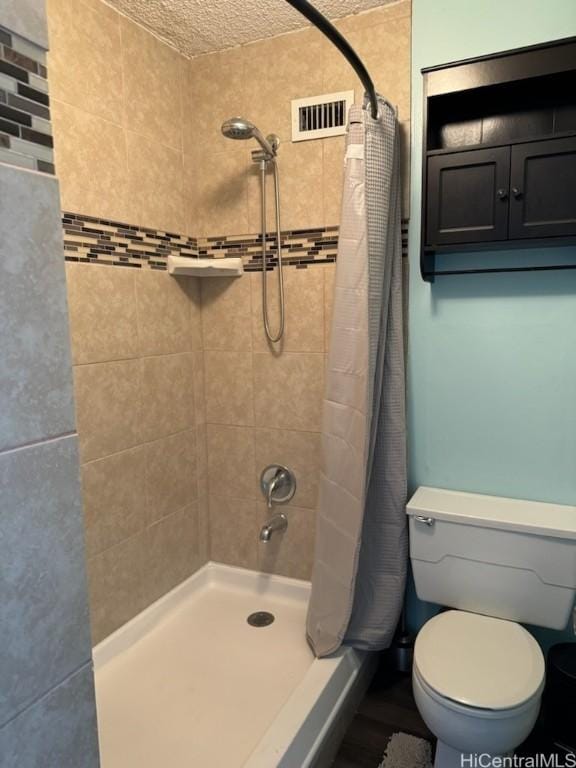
{"left": 306, "top": 96, "right": 407, "bottom": 657}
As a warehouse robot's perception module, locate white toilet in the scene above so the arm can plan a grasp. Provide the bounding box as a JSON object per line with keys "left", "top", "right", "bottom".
{"left": 407, "top": 486, "right": 576, "bottom": 767}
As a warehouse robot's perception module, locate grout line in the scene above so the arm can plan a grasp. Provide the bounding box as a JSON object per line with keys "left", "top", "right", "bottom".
{"left": 203, "top": 346, "right": 326, "bottom": 355}
{"left": 73, "top": 349, "right": 195, "bottom": 367}
{"left": 88, "top": 496, "right": 201, "bottom": 561}
{"left": 195, "top": 284, "right": 210, "bottom": 520}
{"left": 0, "top": 430, "right": 77, "bottom": 458}
{"left": 80, "top": 425, "right": 197, "bottom": 467}
{"left": 117, "top": 4, "right": 127, "bottom": 134}
{"left": 205, "top": 422, "right": 322, "bottom": 437}
{"left": 95, "top": 0, "right": 189, "bottom": 58}
{"left": 0, "top": 660, "right": 92, "bottom": 732}
{"left": 51, "top": 96, "right": 121, "bottom": 134}
{"left": 147, "top": 497, "right": 200, "bottom": 533}
{"left": 131, "top": 261, "right": 143, "bottom": 365}
{"left": 190, "top": 417, "right": 200, "bottom": 502}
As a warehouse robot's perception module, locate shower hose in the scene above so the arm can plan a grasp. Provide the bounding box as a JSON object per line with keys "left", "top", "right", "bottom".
{"left": 260, "top": 158, "right": 285, "bottom": 343}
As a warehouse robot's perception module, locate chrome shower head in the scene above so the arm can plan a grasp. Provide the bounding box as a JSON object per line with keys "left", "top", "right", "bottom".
{"left": 221, "top": 117, "right": 256, "bottom": 141}
{"left": 221, "top": 117, "right": 279, "bottom": 159}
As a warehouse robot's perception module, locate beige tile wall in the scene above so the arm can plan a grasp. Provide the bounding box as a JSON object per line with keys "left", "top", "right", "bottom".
{"left": 47, "top": 0, "right": 207, "bottom": 645}
{"left": 47, "top": 0, "right": 190, "bottom": 232}
{"left": 186, "top": 0, "right": 411, "bottom": 236}
{"left": 194, "top": 1, "right": 410, "bottom": 579}
{"left": 184, "top": 0, "right": 410, "bottom": 236}
{"left": 203, "top": 266, "right": 332, "bottom": 581}
{"left": 48, "top": 0, "right": 410, "bottom": 235}
{"left": 47, "top": 0, "right": 411, "bottom": 636}
{"left": 66, "top": 263, "right": 207, "bottom": 643}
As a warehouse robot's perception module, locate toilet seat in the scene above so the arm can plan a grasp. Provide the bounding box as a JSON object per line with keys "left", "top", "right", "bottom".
{"left": 414, "top": 610, "right": 545, "bottom": 711}
{"left": 413, "top": 664, "right": 540, "bottom": 721}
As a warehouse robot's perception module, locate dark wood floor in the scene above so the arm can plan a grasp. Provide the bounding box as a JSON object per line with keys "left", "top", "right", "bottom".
{"left": 332, "top": 660, "right": 433, "bottom": 768}
{"left": 331, "top": 656, "right": 574, "bottom": 768}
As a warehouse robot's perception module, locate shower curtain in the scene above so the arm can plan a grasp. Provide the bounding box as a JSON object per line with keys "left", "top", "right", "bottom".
{"left": 306, "top": 96, "right": 407, "bottom": 657}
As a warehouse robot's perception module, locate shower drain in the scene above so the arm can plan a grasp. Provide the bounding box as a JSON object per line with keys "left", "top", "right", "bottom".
{"left": 247, "top": 611, "right": 275, "bottom": 627}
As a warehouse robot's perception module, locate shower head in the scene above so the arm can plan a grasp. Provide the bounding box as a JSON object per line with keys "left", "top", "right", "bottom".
{"left": 221, "top": 117, "right": 256, "bottom": 140}
{"left": 221, "top": 117, "right": 278, "bottom": 159}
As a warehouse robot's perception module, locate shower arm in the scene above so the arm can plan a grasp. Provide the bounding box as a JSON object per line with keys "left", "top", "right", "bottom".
{"left": 283, "top": 0, "right": 378, "bottom": 120}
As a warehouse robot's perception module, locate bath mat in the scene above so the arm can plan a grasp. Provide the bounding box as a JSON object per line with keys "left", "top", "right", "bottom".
{"left": 378, "top": 732, "right": 433, "bottom": 768}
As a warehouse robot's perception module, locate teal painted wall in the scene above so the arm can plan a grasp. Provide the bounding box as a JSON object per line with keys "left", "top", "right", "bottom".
{"left": 408, "top": 0, "right": 576, "bottom": 647}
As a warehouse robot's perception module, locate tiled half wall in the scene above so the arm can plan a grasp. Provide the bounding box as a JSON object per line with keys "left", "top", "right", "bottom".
{"left": 0, "top": 25, "right": 54, "bottom": 173}
{"left": 0, "top": 0, "right": 98, "bottom": 763}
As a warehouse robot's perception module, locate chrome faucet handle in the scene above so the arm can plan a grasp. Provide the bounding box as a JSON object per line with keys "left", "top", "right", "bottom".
{"left": 266, "top": 468, "right": 286, "bottom": 509}
{"left": 260, "top": 465, "right": 296, "bottom": 509}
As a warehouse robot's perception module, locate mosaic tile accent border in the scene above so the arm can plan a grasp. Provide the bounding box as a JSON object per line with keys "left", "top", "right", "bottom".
{"left": 204, "top": 222, "right": 409, "bottom": 271}
{"left": 62, "top": 213, "right": 198, "bottom": 269}
{"left": 0, "top": 27, "right": 53, "bottom": 174}
{"left": 62, "top": 212, "right": 409, "bottom": 271}
{"left": 200, "top": 228, "right": 340, "bottom": 272}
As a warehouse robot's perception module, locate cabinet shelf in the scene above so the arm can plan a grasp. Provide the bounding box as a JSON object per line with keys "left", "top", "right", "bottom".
{"left": 425, "top": 129, "right": 576, "bottom": 158}
{"left": 421, "top": 37, "right": 576, "bottom": 281}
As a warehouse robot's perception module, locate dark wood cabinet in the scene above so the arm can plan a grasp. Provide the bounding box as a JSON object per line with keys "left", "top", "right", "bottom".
{"left": 426, "top": 136, "right": 576, "bottom": 250}
{"left": 421, "top": 37, "right": 576, "bottom": 280}
{"left": 426, "top": 147, "right": 510, "bottom": 246}
{"left": 509, "top": 136, "right": 576, "bottom": 239}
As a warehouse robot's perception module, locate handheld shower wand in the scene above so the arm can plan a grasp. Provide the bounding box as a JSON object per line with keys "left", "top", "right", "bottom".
{"left": 221, "top": 117, "right": 277, "bottom": 160}
{"left": 221, "top": 117, "right": 285, "bottom": 343}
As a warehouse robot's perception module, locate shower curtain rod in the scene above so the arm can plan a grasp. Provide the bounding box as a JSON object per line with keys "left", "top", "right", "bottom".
{"left": 283, "top": 0, "right": 379, "bottom": 119}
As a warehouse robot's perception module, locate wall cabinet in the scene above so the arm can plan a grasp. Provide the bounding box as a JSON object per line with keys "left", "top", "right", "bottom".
{"left": 421, "top": 38, "right": 576, "bottom": 280}
{"left": 426, "top": 146, "right": 510, "bottom": 245}
{"left": 426, "top": 136, "right": 576, "bottom": 248}
{"left": 509, "top": 137, "right": 576, "bottom": 240}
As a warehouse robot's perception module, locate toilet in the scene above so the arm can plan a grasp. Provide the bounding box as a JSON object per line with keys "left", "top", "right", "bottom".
{"left": 407, "top": 487, "right": 576, "bottom": 767}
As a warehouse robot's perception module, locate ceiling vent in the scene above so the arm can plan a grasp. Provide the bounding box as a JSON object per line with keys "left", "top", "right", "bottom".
{"left": 291, "top": 91, "right": 355, "bottom": 142}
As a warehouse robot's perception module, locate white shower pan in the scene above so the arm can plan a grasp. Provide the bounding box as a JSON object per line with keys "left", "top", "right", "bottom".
{"left": 93, "top": 562, "right": 375, "bottom": 768}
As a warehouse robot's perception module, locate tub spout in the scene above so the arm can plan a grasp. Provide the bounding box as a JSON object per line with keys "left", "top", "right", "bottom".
{"left": 259, "top": 513, "right": 288, "bottom": 543}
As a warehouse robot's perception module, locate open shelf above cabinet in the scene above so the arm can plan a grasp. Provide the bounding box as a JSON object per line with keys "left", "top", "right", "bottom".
{"left": 420, "top": 37, "right": 576, "bottom": 281}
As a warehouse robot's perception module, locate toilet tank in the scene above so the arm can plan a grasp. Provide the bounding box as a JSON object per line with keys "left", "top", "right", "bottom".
{"left": 407, "top": 487, "right": 576, "bottom": 630}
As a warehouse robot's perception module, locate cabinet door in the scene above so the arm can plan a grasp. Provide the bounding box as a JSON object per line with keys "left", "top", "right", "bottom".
{"left": 426, "top": 147, "right": 511, "bottom": 246}
{"left": 509, "top": 137, "right": 576, "bottom": 239}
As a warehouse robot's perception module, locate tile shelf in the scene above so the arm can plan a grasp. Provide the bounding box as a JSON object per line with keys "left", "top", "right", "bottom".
{"left": 167, "top": 255, "right": 244, "bottom": 277}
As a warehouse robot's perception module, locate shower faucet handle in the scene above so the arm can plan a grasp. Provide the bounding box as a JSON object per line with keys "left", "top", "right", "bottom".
{"left": 266, "top": 468, "right": 286, "bottom": 509}
{"left": 260, "top": 464, "right": 296, "bottom": 509}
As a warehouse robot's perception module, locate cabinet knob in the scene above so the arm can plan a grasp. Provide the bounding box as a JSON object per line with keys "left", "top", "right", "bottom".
{"left": 512, "top": 187, "right": 523, "bottom": 199}
{"left": 496, "top": 188, "right": 508, "bottom": 200}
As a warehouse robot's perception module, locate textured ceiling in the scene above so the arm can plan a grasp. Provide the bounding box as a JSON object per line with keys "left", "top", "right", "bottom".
{"left": 104, "top": 0, "right": 399, "bottom": 57}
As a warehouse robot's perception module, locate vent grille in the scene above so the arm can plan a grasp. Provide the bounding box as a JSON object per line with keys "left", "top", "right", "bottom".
{"left": 299, "top": 100, "right": 345, "bottom": 131}
{"left": 291, "top": 91, "right": 354, "bottom": 142}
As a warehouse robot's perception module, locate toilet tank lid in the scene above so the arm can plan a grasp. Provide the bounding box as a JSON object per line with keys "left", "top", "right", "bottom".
{"left": 407, "top": 486, "right": 576, "bottom": 540}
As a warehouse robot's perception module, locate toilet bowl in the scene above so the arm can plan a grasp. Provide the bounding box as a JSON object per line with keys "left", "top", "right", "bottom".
{"left": 413, "top": 610, "right": 545, "bottom": 766}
